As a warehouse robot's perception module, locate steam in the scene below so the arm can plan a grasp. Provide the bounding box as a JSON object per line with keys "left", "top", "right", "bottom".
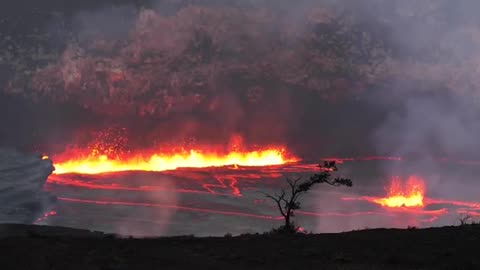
{"left": 113, "top": 174, "right": 178, "bottom": 237}
{"left": 315, "top": 1, "right": 480, "bottom": 230}
{"left": 374, "top": 97, "right": 479, "bottom": 158}
{"left": 360, "top": 1, "right": 480, "bottom": 211}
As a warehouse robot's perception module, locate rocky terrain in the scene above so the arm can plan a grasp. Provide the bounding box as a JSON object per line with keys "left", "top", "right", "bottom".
{"left": 0, "top": 149, "right": 55, "bottom": 223}
{"left": 0, "top": 224, "right": 478, "bottom": 270}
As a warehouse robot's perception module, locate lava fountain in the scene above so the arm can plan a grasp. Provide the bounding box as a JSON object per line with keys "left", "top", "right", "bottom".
{"left": 341, "top": 175, "right": 427, "bottom": 209}
{"left": 52, "top": 147, "right": 299, "bottom": 175}
{"left": 373, "top": 176, "right": 426, "bottom": 208}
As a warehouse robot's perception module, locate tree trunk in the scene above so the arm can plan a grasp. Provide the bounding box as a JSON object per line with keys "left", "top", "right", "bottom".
{"left": 285, "top": 212, "right": 291, "bottom": 228}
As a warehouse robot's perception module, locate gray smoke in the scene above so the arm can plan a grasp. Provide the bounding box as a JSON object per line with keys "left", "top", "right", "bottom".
{"left": 355, "top": 1, "right": 480, "bottom": 207}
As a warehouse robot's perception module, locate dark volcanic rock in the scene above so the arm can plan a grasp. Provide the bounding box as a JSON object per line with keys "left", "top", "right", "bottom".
{"left": 0, "top": 149, "right": 55, "bottom": 223}
{"left": 1, "top": 224, "right": 480, "bottom": 270}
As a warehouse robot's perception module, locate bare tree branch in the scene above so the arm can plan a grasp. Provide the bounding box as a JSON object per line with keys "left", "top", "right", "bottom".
{"left": 263, "top": 161, "right": 352, "bottom": 233}
{"left": 261, "top": 190, "right": 287, "bottom": 217}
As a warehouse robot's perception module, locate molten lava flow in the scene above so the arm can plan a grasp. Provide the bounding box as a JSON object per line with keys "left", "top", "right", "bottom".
{"left": 53, "top": 148, "right": 298, "bottom": 175}
{"left": 373, "top": 176, "right": 426, "bottom": 208}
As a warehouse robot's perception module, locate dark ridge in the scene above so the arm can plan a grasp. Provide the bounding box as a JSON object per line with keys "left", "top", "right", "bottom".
{"left": 0, "top": 223, "right": 479, "bottom": 269}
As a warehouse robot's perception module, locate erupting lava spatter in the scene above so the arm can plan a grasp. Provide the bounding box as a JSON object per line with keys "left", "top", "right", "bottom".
{"left": 341, "top": 174, "right": 480, "bottom": 224}
{"left": 373, "top": 176, "right": 426, "bottom": 208}
{"left": 53, "top": 148, "right": 298, "bottom": 175}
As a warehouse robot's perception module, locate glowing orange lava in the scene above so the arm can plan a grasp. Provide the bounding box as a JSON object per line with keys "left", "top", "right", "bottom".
{"left": 373, "top": 176, "right": 426, "bottom": 208}
{"left": 53, "top": 148, "right": 298, "bottom": 175}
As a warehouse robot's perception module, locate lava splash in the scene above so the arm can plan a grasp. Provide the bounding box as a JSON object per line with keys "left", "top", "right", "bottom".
{"left": 53, "top": 148, "right": 298, "bottom": 175}
{"left": 373, "top": 176, "right": 426, "bottom": 208}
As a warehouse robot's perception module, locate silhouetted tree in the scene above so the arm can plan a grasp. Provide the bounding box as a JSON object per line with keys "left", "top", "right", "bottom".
{"left": 264, "top": 161, "right": 352, "bottom": 233}
{"left": 459, "top": 214, "right": 473, "bottom": 226}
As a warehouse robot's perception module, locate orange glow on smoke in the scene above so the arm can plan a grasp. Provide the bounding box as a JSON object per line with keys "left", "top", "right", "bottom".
{"left": 53, "top": 148, "right": 298, "bottom": 175}
{"left": 373, "top": 176, "right": 426, "bottom": 208}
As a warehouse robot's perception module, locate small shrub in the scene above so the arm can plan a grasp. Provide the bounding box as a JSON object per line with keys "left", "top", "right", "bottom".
{"left": 266, "top": 223, "right": 308, "bottom": 236}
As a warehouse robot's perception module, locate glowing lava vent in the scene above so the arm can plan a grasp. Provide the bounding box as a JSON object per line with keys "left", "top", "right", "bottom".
{"left": 373, "top": 176, "right": 426, "bottom": 208}
{"left": 53, "top": 148, "right": 298, "bottom": 175}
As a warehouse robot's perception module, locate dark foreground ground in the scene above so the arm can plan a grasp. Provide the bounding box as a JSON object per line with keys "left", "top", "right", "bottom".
{"left": 0, "top": 224, "right": 479, "bottom": 270}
